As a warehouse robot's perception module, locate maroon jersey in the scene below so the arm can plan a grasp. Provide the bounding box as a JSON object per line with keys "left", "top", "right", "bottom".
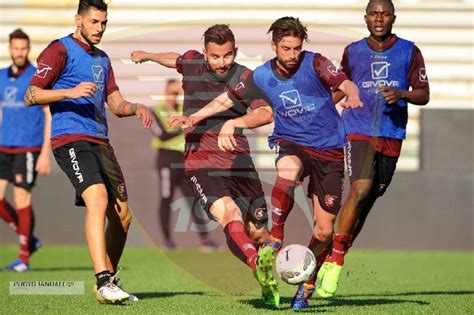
{"left": 341, "top": 34, "right": 429, "bottom": 157}
{"left": 228, "top": 54, "right": 348, "bottom": 161}
{"left": 176, "top": 50, "right": 267, "bottom": 172}
{"left": 29, "top": 34, "right": 119, "bottom": 149}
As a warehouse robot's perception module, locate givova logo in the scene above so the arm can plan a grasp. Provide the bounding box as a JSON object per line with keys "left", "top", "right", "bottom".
{"left": 362, "top": 61, "right": 400, "bottom": 89}
{"left": 280, "top": 89, "right": 302, "bottom": 109}
{"left": 92, "top": 65, "right": 105, "bottom": 91}
{"left": 2, "top": 86, "right": 22, "bottom": 107}
{"left": 278, "top": 89, "right": 315, "bottom": 117}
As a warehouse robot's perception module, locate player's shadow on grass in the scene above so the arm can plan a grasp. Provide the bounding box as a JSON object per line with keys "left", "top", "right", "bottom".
{"left": 134, "top": 291, "right": 214, "bottom": 300}
{"left": 241, "top": 296, "right": 429, "bottom": 312}
{"left": 343, "top": 290, "right": 474, "bottom": 298}
{"left": 32, "top": 266, "right": 92, "bottom": 272}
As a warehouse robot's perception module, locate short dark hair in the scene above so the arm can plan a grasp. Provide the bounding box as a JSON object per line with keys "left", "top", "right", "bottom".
{"left": 9, "top": 28, "right": 30, "bottom": 45}
{"left": 268, "top": 17, "right": 308, "bottom": 44}
{"left": 202, "top": 24, "right": 235, "bottom": 46}
{"left": 366, "top": 0, "right": 395, "bottom": 15}
{"left": 77, "top": 0, "right": 108, "bottom": 15}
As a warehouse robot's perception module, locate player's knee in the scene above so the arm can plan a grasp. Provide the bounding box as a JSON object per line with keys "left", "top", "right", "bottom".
{"left": 314, "top": 224, "right": 333, "bottom": 242}
{"left": 13, "top": 187, "right": 32, "bottom": 209}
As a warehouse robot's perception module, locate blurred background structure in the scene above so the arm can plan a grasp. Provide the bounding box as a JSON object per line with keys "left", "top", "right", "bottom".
{"left": 0, "top": 0, "right": 472, "bottom": 249}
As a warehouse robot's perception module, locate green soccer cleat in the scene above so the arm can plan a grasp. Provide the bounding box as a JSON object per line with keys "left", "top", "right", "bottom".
{"left": 316, "top": 262, "right": 342, "bottom": 298}
{"left": 254, "top": 246, "right": 280, "bottom": 307}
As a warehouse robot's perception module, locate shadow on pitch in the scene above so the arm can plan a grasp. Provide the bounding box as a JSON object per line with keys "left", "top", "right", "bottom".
{"left": 241, "top": 295, "right": 429, "bottom": 312}
{"left": 343, "top": 290, "right": 474, "bottom": 298}
{"left": 134, "top": 291, "right": 214, "bottom": 300}
{"left": 31, "top": 266, "right": 92, "bottom": 272}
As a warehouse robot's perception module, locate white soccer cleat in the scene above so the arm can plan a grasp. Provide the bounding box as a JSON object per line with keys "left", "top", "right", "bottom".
{"left": 95, "top": 282, "right": 130, "bottom": 304}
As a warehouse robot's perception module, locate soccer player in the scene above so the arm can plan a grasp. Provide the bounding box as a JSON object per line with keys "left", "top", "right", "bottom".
{"left": 130, "top": 24, "right": 280, "bottom": 307}
{"left": 171, "top": 17, "right": 362, "bottom": 310}
{"left": 0, "top": 29, "right": 50, "bottom": 272}
{"left": 150, "top": 79, "right": 217, "bottom": 251}
{"left": 315, "top": 0, "right": 430, "bottom": 299}
{"left": 24, "top": 0, "right": 152, "bottom": 303}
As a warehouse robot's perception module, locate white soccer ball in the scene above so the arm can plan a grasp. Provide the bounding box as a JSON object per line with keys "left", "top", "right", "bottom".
{"left": 276, "top": 244, "right": 316, "bottom": 285}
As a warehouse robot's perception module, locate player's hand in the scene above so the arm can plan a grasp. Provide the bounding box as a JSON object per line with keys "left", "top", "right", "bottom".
{"left": 135, "top": 104, "right": 153, "bottom": 128}
{"left": 377, "top": 86, "right": 404, "bottom": 105}
{"left": 218, "top": 120, "right": 237, "bottom": 152}
{"left": 35, "top": 152, "right": 51, "bottom": 176}
{"left": 339, "top": 97, "right": 363, "bottom": 109}
{"left": 130, "top": 50, "right": 148, "bottom": 64}
{"left": 67, "top": 82, "right": 96, "bottom": 99}
{"left": 168, "top": 115, "right": 195, "bottom": 129}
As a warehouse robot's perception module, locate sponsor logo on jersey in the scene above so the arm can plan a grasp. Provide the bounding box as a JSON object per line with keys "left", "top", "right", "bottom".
{"left": 278, "top": 89, "right": 315, "bottom": 117}
{"left": 419, "top": 68, "right": 428, "bottom": 82}
{"left": 327, "top": 64, "right": 342, "bottom": 76}
{"left": 92, "top": 65, "right": 105, "bottom": 91}
{"left": 2, "top": 86, "right": 23, "bottom": 108}
{"left": 35, "top": 63, "right": 52, "bottom": 79}
{"left": 362, "top": 62, "right": 400, "bottom": 89}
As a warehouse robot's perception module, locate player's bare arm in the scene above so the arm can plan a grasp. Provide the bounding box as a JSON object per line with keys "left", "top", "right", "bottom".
{"left": 130, "top": 51, "right": 179, "bottom": 68}
{"left": 337, "top": 80, "right": 363, "bottom": 108}
{"left": 107, "top": 90, "right": 152, "bottom": 128}
{"left": 218, "top": 106, "right": 273, "bottom": 152}
{"left": 377, "top": 86, "right": 429, "bottom": 105}
{"left": 35, "top": 106, "right": 52, "bottom": 176}
{"left": 168, "top": 91, "right": 234, "bottom": 129}
{"left": 24, "top": 82, "right": 96, "bottom": 106}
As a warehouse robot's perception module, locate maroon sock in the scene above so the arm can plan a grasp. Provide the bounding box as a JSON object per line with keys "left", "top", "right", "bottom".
{"left": 0, "top": 198, "right": 19, "bottom": 232}
{"left": 270, "top": 176, "right": 298, "bottom": 241}
{"left": 17, "top": 205, "right": 33, "bottom": 263}
{"left": 326, "top": 234, "right": 352, "bottom": 266}
{"left": 223, "top": 221, "right": 258, "bottom": 270}
{"left": 307, "top": 236, "right": 330, "bottom": 286}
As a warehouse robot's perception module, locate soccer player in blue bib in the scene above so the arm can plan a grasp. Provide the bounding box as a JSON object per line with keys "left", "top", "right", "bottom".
{"left": 0, "top": 29, "right": 51, "bottom": 272}
{"left": 25, "top": 0, "right": 152, "bottom": 304}
{"left": 171, "top": 17, "right": 362, "bottom": 310}
{"left": 315, "top": 0, "right": 430, "bottom": 299}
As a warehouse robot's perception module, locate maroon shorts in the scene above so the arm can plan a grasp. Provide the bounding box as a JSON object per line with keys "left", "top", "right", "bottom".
{"left": 275, "top": 141, "right": 344, "bottom": 215}
{"left": 346, "top": 140, "right": 399, "bottom": 197}
{"left": 185, "top": 166, "right": 268, "bottom": 229}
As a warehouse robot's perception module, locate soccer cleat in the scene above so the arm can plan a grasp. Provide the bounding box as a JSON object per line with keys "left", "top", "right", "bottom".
{"left": 93, "top": 269, "right": 139, "bottom": 302}
{"left": 94, "top": 281, "right": 130, "bottom": 304}
{"left": 4, "top": 258, "right": 29, "bottom": 272}
{"left": 316, "top": 262, "right": 342, "bottom": 298}
{"left": 254, "top": 246, "right": 280, "bottom": 307}
{"left": 291, "top": 283, "right": 315, "bottom": 310}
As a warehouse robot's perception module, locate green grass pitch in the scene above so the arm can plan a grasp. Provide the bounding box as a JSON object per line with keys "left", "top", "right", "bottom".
{"left": 0, "top": 245, "right": 473, "bottom": 314}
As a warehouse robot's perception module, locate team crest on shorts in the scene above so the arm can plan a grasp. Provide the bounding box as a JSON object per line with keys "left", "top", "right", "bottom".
{"left": 15, "top": 174, "right": 24, "bottom": 184}
{"left": 117, "top": 183, "right": 127, "bottom": 199}
{"left": 324, "top": 194, "right": 338, "bottom": 208}
{"left": 254, "top": 207, "right": 266, "bottom": 221}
